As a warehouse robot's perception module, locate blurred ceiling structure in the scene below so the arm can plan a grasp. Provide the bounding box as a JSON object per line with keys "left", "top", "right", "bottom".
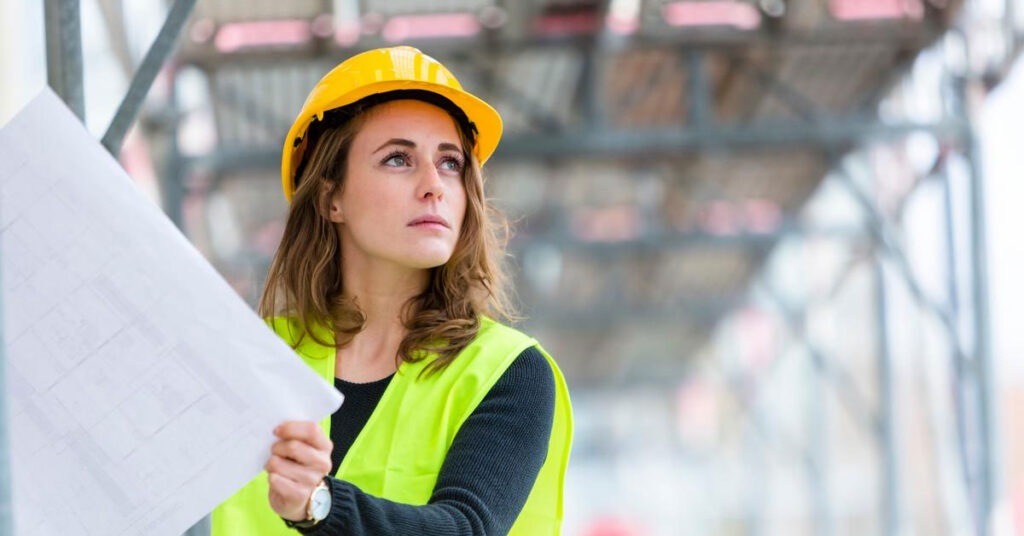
{"left": 134, "top": 0, "right": 970, "bottom": 384}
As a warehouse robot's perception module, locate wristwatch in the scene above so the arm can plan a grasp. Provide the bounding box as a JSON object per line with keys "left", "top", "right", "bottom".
{"left": 284, "top": 478, "right": 332, "bottom": 530}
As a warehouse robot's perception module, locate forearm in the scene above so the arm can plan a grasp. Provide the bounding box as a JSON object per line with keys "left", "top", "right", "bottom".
{"left": 298, "top": 478, "right": 490, "bottom": 536}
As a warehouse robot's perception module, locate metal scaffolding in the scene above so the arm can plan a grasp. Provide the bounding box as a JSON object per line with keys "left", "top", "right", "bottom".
{"left": 0, "top": 132, "right": 12, "bottom": 536}
{"left": 37, "top": 2, "right": 202, "bottom": 534}
{"left": 17, "top": 0, "right": 1022, "bottom": 534}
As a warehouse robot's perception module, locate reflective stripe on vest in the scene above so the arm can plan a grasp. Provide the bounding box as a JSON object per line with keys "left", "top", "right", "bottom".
{"left": 210, "top": 316, "right": 573, "bottom": 535}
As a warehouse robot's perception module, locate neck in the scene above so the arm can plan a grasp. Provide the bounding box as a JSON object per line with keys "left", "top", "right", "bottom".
{"left": 336, "top": 246, "right": 430, "bottom": 378}
{"left": 344, "top": 263, "right": 427, "bottom": 332}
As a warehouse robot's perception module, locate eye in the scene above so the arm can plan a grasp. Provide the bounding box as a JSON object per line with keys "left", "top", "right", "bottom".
{"left": 439, "top": 156, "right": 464, "bottom": 172}
{"left": 382, "top": 151, "right": 410, "bottom": 167}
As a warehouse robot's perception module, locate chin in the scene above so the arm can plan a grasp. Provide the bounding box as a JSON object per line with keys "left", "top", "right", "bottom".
{"left": 402, "top": 250, "right": 454, "bottom": 269}
{"left": 404, "top": 259, "right": 450, "bottom": 270}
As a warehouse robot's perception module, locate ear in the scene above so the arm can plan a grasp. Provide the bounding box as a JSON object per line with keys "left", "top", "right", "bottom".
{"left": 321, "top": 182, "right": 344, "bottom": 224}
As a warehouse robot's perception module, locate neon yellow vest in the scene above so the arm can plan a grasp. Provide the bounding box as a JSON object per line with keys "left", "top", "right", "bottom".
{"left": 210, "top": 316, "right": 573, "bottom": 535}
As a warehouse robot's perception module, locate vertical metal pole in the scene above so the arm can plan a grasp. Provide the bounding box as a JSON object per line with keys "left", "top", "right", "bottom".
{"left": 0, "top": 184, "right": 13, "bottom": 536}
{"left": 941, "top": 161, "right": 962, "bottom": 364}
{"left": 174, "top": 57, "right": 205, "bottom": 536}
{"left": 687, "top": 50, "right": 711, "bottom": 129}
{"left": 808, "top": 347, "right": 831, "bottom": 536}
{"left": 162, "top": 65, "right": 186, "bottom": 230}
{"left": 955, "top": 25, "right": 1000, "bottom": 533}
{"left": 579, "top": 46, "right": 606, "bottom": 131}
{"left": 744, "top": 408, "right": 766, "bottom": 536}
{"left": 942, "top": 160, "right": 977, "bottom": 525}
{"left": 1004, "top": 0, "right": 1018, "bottom": 64}
{"left": 874, "top": 260, "right": 899, "bottom": 536}
{"left": 964, "top": 127, "right": 999, "bottom": 536}
{"left": 44, "top": 0, "right": 85, "bottom": 121}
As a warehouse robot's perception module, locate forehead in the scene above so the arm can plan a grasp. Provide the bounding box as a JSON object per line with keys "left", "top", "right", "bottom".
{"left": 355, "top": 99, "right": 462, "bottom": 146}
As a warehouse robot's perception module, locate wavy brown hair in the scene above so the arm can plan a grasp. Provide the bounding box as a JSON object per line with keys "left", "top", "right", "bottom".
{"left": 259, "top": 92, "right": 516, "bottom": 377}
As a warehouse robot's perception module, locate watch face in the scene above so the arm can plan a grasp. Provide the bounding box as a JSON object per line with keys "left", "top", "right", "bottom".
{"left": 310, "top": 486, "right": 331, "bottom": 520}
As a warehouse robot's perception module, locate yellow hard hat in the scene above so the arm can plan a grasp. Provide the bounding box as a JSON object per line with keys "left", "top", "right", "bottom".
{"left": 281, "top": 45, "right": 503, "bottom": 202}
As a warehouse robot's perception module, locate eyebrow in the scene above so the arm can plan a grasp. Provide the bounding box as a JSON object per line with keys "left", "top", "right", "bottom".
{"left": 374, "top": 138, "right": 463, "bottom": 154}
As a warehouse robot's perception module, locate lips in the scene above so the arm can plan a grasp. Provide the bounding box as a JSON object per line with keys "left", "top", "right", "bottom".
{"left": 408, "top": 214, "right": 450, "bottom": 229}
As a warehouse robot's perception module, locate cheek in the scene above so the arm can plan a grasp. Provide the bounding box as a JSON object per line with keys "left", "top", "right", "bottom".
{"left": 342, "top": 174, "right": 397, "bottom": 220}
{"left": 452, "top": 182, "right": 469, "bottom": 229}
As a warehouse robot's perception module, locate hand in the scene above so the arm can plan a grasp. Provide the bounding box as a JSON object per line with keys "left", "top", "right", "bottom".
{"left": 265, "top": 420, "right": 333, "bottom": 522}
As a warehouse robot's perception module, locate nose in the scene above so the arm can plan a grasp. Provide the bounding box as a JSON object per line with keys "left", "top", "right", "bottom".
{"left": 415, "top": 164, "right": 444, "bottom": 202}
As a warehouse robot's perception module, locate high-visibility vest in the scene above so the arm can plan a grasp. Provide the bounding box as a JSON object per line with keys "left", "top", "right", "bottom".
{"left": 210, "top": 315, "right": 573, "bottom": 535}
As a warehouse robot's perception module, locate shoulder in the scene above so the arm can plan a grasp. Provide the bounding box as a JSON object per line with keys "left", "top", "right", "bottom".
{"left": 460, "top": 317, "right": 549, "bottom": 377}
{"left": 474, "top": 316, "right": 536, "bottom": 346}
{"left": 473, "top": 316, "right": 558, "bottom": 371}
{"left": 505, "top": 346, "right": 553, "bottom": 383}
{"left": 473, "top": 315, "right": 548, "bottom": 356}
{"left": 494, "top": 346, "right": 555, "bottom": 401}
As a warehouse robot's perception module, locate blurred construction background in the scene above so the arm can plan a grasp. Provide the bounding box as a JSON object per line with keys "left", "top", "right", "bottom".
{"left": 2, "top": 0, "right": 1024, "bottom": 535}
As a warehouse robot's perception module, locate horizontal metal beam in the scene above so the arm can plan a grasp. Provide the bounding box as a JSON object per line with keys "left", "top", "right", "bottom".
{"left": 510, "top": 223, "right": 865, "bottom": 254}
{"left": 184, "top": 119, "right": 967, "bottom": 175}
{"left": 185, "top": 146, "right": 281, "bottom": 174}
{"left": 178, "top": 24, "right": 944, "bottom": 68}
{"left": 521, "top": 298, "right": 742, "bottom": 327}
{"left": 492, "top": 119, "right": 969, "bottom": 158}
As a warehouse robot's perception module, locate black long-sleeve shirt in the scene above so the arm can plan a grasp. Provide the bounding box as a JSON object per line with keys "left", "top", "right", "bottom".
{"left": 297, "top": 347, "right": 555, "bottom": 536}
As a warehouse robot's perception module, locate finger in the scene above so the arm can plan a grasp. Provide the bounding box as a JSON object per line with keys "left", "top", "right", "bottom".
{"left": 268, "top": 472, "right": 305, "bottom": 501}
{"left": 268, "top": 472, "right": 307, "bottom": 519}
{"left": 274, "top": 421, "right": 333, "bottom": 452}
{"left": 265, "top": 454, "right": 323, "bottom": 489}
{"left": 274, "top": 421, "right": 332, "bottom": 452}
{"left": 272, "top": 440, "right": 332, "bottom": 474}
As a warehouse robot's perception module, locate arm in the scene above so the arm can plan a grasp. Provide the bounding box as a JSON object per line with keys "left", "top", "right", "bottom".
{"left": 296, "top": 347, "right": 555, "bottom": 536}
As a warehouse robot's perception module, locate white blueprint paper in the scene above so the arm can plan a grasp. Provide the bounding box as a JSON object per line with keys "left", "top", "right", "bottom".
{"left": 0, "top": 89, "right": 343, "bottom": 535}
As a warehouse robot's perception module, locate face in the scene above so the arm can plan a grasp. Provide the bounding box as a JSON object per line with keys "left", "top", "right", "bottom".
{"left": 328, "top": 99, "right": 468, "bottom": 271}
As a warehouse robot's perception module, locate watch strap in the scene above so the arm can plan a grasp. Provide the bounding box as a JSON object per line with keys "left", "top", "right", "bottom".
{"left": 283, "top": 516, "right": 320, "bottom": 530}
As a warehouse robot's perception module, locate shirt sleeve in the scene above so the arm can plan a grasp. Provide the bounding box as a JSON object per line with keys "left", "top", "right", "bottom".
{"left": 297, "top": 346, "right": 556, "bottom": 536}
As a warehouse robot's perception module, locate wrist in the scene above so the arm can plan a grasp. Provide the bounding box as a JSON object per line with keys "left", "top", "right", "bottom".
{"left": 284, "top": 478, "right": 331, "bottom": 529}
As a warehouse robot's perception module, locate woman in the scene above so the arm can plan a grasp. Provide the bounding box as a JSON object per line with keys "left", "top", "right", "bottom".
{"left": 210, "top": 46, "right": 573, "bottom": 535}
